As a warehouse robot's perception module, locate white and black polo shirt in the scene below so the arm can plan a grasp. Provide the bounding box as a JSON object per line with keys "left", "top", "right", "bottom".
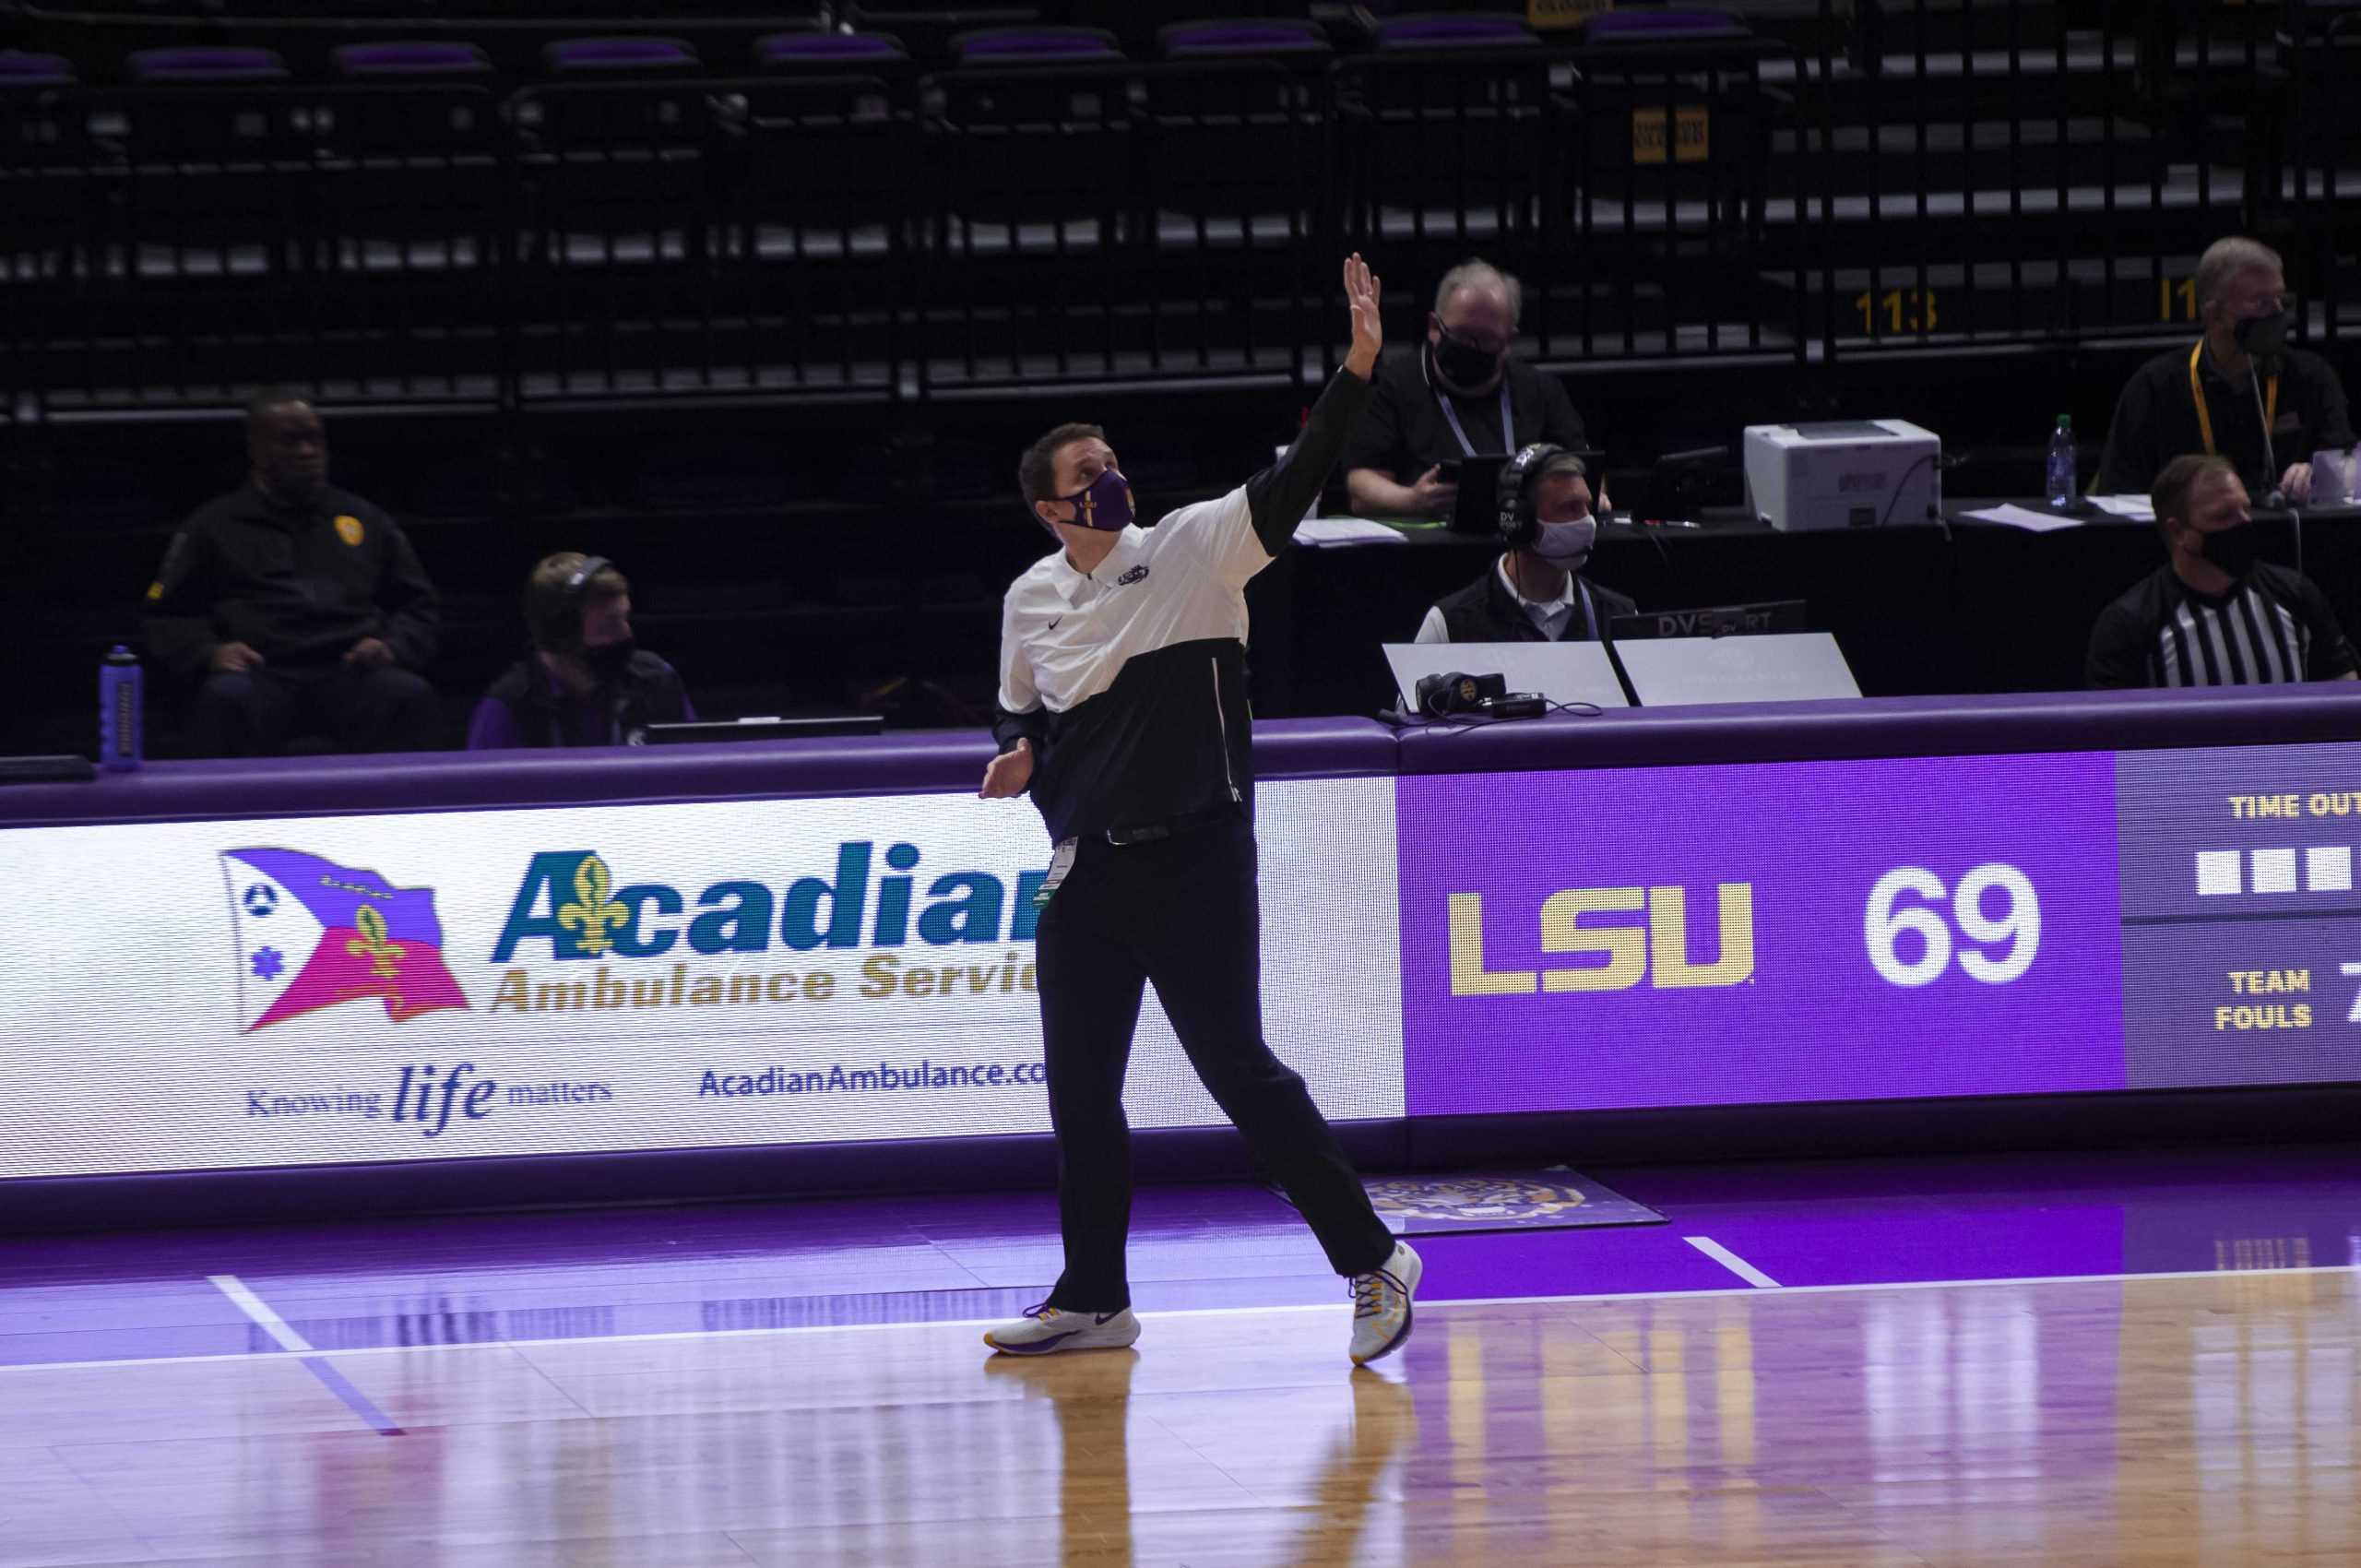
{"left": 2086, "top": 562, "right": 2358, "bottom": 689}
{"left": 994, "top": 368, "right": 1371, "bottom": 842}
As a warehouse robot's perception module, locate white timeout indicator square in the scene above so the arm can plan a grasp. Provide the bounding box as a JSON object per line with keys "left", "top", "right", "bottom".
{"left": 2250, "top": 848, "right": 2298, "bottom": 894}
{"left": 2248, "top": 845, "right": 2304, "bottom": 892}
{"left": 2309, "top": 846, "right": 2355, "bottom": 893}
{"left": 2195, "top": 850, "right": 2242, "bottom": 896}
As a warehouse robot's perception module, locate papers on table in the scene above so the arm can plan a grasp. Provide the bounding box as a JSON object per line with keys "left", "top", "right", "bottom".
{"left": 1292, "top": 517, "right": 1408, "bottom": 548}
{"left": 1960, "top": 502, "right": 2087, "bottom": 532}
{"left": 2091, "top": 494, "right": 2157, "bottom": 520}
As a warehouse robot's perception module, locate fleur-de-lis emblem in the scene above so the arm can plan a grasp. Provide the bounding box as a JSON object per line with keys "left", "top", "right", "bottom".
{"left": 555, "top": 854, "right": 630, "bottom": 957}
{"left": 346, "top": 904, "right": 406, "bottom": 980}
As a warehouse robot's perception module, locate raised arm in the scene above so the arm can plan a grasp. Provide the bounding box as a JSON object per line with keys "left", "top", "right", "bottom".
{"left": 1243, "top": 255, "right": 1384, "bottom": 552}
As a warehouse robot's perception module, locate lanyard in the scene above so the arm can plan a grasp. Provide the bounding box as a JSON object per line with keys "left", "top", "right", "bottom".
{"left": 2189, "top": 339, "right": 2277, "bottom": 459}
{"left": 1428, "top": 350, "right": 1515, "bottom": 457}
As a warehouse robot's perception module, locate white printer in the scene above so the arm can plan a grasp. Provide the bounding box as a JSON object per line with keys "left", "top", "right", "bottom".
{"left": 1742, "top": 419, "right": 1940, "bottom": 530}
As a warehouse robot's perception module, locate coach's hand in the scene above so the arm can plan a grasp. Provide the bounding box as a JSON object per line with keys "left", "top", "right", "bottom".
{"left": 1343, "top": 253, "right": 1382, "bottom": 380}
{"left": 980, "top": 738, "right": 1033, "bottom": 799}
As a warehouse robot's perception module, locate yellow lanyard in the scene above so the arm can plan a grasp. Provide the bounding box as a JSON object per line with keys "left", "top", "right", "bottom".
{"left": 2189, "top": 339, "right": 2277, "bottom": 457}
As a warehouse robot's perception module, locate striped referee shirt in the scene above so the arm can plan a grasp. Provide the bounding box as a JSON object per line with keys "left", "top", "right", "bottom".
{"left": 2085, "top": 563, "right": 2358, "bottom": 689}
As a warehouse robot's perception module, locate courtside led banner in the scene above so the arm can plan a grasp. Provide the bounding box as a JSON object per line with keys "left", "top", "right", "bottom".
{"left": 1394, "top": 742, "right": 2361, "bottom": 1116}
{"left": 9, "top": 739, "right": 2361, "bottom": 1183}
{"left": 0, "top": 780, "right": 1405, "bottom": 1178}
{"left": 1395, "top": 753, "right": 2127, "bottom": 1114}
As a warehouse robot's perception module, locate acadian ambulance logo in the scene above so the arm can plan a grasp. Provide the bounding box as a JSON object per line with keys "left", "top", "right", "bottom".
{"left": 485, "top": 843, "right": 1050, "bottom": 1015}
{"left": 220, "top": 848, "right": 470, "bottom": 1033}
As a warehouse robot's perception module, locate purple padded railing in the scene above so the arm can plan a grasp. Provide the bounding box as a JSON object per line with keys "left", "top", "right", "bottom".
{"left": 954, "top": 29, "right": 1123, "bottom": 63}
{"left": 1373, "top": 15, "right": 1536, "bottom": 50}
{"left": 541, "top": 36, "right": 700, "bottom": 74}
{"left": 125, "top": 46, "right": 291, "bottom": 82}
{"left": 331, "top": 42, "right": 494, "bottom": 77}
{"left": 16, "top": 692, "right": 2361, "bottom": 834}
{"left": 0, "top": 50, "right": 75, "bottom": 86}
{"left": 757, "top": 30, "right": 908, "bottom": 65}
{"left": 0, "top": 718, "right": 1391, "bottom": 832}
{"left": 1161, "top": 20, "right": 1330, "bottom": 56}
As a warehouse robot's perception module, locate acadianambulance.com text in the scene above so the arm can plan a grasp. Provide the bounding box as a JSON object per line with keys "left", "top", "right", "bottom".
{"left": 698, "top": 1058, "right": 1048, "bottom": 1098}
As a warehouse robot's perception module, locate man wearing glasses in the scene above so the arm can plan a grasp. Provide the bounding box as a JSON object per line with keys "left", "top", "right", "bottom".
{"left": 2094, "top": 236, "right": 2354, "bottom": 504}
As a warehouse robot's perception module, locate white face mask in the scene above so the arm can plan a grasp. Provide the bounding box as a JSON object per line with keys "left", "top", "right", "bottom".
{"left": 1531, "top": 515, "right": 1595, "bottom": 568}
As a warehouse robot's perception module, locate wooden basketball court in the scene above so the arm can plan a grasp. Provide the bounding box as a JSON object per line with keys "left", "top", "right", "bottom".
{"left": 6, "top": 1265, "right": 2355, "bottom": 1565}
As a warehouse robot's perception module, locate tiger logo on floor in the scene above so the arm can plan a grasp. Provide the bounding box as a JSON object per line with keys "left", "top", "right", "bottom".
{"left": 1367, "top": 1176, "right": 1588, "bottom": 1223}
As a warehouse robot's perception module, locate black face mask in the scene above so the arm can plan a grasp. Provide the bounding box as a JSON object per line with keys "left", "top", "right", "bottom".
{"left": 582, "top": 639, "right": 637, "bottom": 683}
{"left": 1431, "top": 328, "right": 1504, "bottom": 391}
{"left": 2197, "top": 521, "right": 2259, "bottom": 580}
{"left": 2233, "top": 310, "right": 2290, "bottom": 361}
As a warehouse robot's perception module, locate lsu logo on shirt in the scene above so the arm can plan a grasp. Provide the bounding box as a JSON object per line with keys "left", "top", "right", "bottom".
{"left": 335, "top": 514, "right": 365, "bottom": 547}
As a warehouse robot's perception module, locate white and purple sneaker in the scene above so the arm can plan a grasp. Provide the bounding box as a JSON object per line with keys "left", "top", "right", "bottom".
{"left": 1348, "top": 1241, "right": 1422, "bottom": 1365}
{"left": 983, "top": 1302, "right": 1142, "bottom": 1355}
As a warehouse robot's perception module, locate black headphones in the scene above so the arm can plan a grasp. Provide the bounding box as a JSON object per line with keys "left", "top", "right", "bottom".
{"left": 528, "top": 554, "right": 613, "bottom": 652}
{"left": 1495, "top": 442, "right": 1578, "bottom": 551}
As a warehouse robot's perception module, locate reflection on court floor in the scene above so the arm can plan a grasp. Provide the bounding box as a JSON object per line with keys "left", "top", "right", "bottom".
{"left": 3, "top": 1146, "right": 2359, "bottom": 1564}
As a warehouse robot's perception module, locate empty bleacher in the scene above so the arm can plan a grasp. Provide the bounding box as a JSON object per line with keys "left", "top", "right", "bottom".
{"left": 2, "top": 0, "right": 2357, "bottom": 755}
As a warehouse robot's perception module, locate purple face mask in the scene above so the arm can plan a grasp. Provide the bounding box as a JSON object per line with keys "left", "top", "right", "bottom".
{"left": 1055, "top": 466, "right": 1135, "bottom": 532}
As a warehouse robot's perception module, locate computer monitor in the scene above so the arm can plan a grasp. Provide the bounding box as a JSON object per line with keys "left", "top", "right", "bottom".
{"left": 1633, "top": 444, "right": 1732, "bottom": 524}
{"left": 635, "top": 715, "right": 885, "bottom": 745}
{"left": 1607, "top": 600, "right": 1808, "bottom": 640}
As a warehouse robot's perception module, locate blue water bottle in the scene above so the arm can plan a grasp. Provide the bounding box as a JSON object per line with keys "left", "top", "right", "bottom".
{"left": 99, "top": 645, "right": 143, "bottom": 772}
{"left": 2046, "top": 414, "right": 2077, "bottom": 509}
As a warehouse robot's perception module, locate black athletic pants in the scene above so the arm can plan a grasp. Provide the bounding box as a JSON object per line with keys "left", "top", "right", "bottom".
{"left": 1034, "top": 810, "right": 1394, "bottom": 1311}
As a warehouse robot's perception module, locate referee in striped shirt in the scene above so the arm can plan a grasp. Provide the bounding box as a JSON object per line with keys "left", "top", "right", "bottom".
{"left": 2086, "top": 454, "right": 2358, "bottom": 689}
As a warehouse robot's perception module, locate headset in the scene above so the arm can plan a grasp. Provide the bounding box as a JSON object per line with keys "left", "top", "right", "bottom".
{"left": 527, "top": 553, "right": 615, "bottom": 653}
{"left": 1495, "top": 442, "right": 1582, "bottom": 551}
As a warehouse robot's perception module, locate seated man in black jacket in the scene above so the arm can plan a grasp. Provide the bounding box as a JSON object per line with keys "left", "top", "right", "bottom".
{"left": 1414, "top": 445, "right": 1633, "bottom": 644}
{"left": 467, "top": 552, "right": 694, "bottom": 748}
{"left": 977, "top": 255, "right": 1416, "bottom": 1368}
{"left": 144, "top": 389, "right": 442, "bottom": 756}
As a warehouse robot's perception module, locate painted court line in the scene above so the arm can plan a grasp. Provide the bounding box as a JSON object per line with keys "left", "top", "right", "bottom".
{"left": 4, "top": 1264, "right": 2345, "bottom": 1376}
{"left": 1684, "top": 1235, "right": 1782, "bottom": 1289}
{"left": 208, "top": 1274, "right": 406, "bottom": 1436}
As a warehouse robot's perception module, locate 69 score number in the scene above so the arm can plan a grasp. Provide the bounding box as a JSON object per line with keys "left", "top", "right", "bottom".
{"left": 1865, "top": 863, "right": 2041, "bottom": 988}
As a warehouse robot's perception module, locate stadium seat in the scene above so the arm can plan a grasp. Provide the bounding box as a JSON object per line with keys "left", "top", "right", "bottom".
{"left": 847, "top": 4, "right": 1041, "bottom": 65}
{"left": 125, "top": 46, "right": 291, "bottom": 82}
{"left": 0, "top": 51, "right": 76, "bottom": 89}
{"left": 1157, "top": 19, "right": 1330, "bottom": 58}
{"left": 755, "top": 31, "right": 908, "bottom": 69}
{"left": 949, "top": 26, "right": 1122, "bottom": 64}
{"left": 540, "top": 37, "right": 701, "bottom": 77}
{"left": 330, "top": 42, "right": 496, "bottom": 79}
{"left": 1582, "top": 9, "right": 1755, "bottom": 44}
{"left": 1371, "top": 14, "right": 1536, "bottom": 50}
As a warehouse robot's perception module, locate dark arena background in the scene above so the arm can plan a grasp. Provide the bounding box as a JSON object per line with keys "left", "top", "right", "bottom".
{"left": 5, "top": 4, "right": 2361, "bottom": 1565}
